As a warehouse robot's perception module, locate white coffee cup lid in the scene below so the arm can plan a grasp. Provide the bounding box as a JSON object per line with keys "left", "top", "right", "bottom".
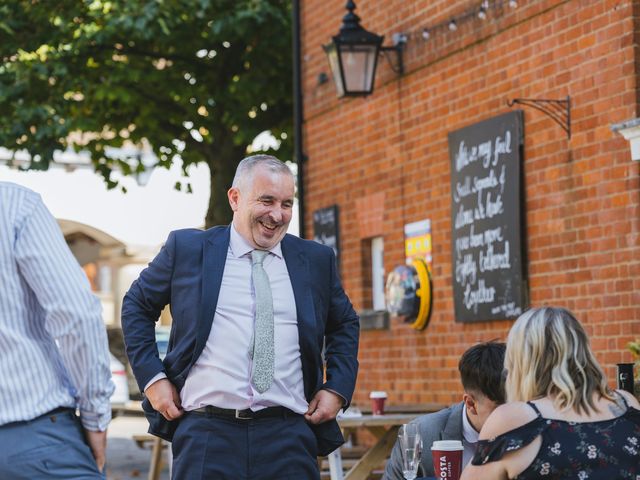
{"left": 369, "top": 391, "right": 387, "bottom": 399}
{"left": 431, "top": 440, "right": 464, "bottom": 451}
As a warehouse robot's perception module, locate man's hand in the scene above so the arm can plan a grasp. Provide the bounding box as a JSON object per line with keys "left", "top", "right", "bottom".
{"left": 304, "top": 389, "right": 344, "bottom": 425}
{"left": 84, "top": 429, "right": 107, "bottom": 472}
{"left": 146, "top": 378, "right": 184, "bottom": 421}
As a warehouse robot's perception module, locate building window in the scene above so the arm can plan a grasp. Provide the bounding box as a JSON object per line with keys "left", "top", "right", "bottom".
{"left": 371, "top": 237, "right": 385, "bottom": 310}
{"left": 361, "top": 236, "right": 385, "bottom": 310}
{"left": 360, "top": 236, "right": 389, "bottom": 330}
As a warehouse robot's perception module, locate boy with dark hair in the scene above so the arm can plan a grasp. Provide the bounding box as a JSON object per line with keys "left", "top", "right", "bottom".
{"left": 383, "top": 341, "right": 506, "bottom": 479}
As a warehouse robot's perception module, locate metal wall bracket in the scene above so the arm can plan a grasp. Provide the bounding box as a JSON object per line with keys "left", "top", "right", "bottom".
{"left": 381, "top": 33, "right": 407, "bottom": 74}
{"left": 507, "top": 96, "right": 571, "bottom": 139}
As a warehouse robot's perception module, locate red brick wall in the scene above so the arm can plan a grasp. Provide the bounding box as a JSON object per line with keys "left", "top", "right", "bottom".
{"left": 301, "top": 0, "right": 640, "bottom": 409}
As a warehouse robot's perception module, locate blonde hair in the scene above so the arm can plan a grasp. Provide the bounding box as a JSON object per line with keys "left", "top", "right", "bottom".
{"left": 505, "top": 306, "right": 613, "bottom": 414}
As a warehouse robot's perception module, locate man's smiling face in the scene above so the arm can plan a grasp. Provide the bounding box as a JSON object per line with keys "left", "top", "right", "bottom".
{"left": 228, "top": 164, "right": 294, "bottom": 250}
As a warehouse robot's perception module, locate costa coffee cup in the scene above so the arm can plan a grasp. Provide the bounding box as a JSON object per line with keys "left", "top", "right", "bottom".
{"left": 431, "top": 440, "right": 464, "bottom": 480}
{"left": 369, "top": 391, "right": 387, "bottom": 415}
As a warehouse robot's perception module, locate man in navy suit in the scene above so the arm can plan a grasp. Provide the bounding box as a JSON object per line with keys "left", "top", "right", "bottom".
{"left": 122, "top": 155, "right": 359, "bottom": 479}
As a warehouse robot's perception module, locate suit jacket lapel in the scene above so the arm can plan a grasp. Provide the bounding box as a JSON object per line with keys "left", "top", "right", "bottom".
{"left": 441, "top": 402, "right": 465, "bottom": 440}
{"left": 193, "top": 226, "right": 230, "bottom": 364}
{"left": 282, "top": 235, "right": 318, "bottom": 398}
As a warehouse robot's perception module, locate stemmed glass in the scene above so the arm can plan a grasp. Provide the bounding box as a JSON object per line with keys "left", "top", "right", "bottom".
{"left": 398, "top": 423, "right": 422, "bottom": 480}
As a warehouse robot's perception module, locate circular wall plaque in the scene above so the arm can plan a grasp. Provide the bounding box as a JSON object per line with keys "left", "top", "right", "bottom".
{"left": 385, "top": 258, "right": 432, "bottom": 330}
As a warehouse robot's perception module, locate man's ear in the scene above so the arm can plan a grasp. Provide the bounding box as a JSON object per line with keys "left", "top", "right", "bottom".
{"left": 463, "top": 392, "right": 478, "bottom": 415}
{"left": 228, "top": 187, "right": 240, "bottom": 211}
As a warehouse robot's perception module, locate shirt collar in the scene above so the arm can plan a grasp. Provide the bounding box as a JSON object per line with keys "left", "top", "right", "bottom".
{"left": 229, "top": 223, "right": 283, "bottom": 259}
{"left": 462, "top": 406, "right": 479, "bottom": 444}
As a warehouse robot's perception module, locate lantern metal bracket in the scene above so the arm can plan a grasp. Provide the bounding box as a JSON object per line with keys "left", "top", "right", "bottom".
{"left": 381, "top": 33, "right": 407, "bottom": 75}
{"left": 507, "top": 96, "right": 571, "bottom": 139}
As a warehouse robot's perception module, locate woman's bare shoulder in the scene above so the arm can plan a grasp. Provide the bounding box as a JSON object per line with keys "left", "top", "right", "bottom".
{"left": 479, "top": 401, "right": 539, "bottom": 440}
{"left": 616, "top": 389, "right": 640, "bottom": 409}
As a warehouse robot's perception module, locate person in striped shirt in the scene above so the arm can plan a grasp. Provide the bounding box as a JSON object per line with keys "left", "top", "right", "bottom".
{"left": 0, "top": 182, "right": 114, "bottom": 479}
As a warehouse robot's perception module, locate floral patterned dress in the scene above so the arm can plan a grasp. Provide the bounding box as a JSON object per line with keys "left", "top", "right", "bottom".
{"left": 471, "top": 396, "right": 640, "bottom": 479}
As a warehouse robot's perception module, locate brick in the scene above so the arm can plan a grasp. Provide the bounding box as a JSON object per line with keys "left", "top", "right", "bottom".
{"left": 302, "top": 0, "right": 640, "bottom": 408}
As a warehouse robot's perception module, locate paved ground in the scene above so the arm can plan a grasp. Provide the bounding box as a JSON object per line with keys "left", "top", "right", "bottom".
{"left": 105, "top": 415, "right": 170, "bottom": 480}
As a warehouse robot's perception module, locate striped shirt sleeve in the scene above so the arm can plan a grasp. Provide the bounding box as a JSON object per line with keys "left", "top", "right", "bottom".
{"left": 14, "top": 193, "right": 114, "bottom": 431}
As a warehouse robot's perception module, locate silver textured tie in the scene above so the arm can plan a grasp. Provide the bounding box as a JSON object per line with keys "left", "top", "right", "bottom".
{"left": 250, "top": 249, "right": 274, "bottom": 393}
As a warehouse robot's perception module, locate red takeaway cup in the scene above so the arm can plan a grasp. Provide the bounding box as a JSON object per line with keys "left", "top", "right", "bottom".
{"left": 431, "top": 439, "right": 464, "bottom": 480}
{"left": 369, "top": 391, "right": 387, "bottom": 415}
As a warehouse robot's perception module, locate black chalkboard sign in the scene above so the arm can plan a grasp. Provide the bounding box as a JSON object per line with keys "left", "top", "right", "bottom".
{"left": 448, "top": 111, "right": 527, "bottom": 322}
{"left": 312, "top": 205, "right": 340, "bottom": 267}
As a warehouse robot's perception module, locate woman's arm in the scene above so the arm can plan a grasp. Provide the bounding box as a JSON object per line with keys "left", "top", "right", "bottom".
{"left": 461, "top": 458, "right": 510, "bottom": 480}
{"left": 461, "top": 402, "right": 539, "bottom": 480}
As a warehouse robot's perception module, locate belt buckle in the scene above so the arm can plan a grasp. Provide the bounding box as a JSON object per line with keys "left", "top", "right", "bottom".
{"left": 235, "top": 409, "right": 252, "bottom": 420}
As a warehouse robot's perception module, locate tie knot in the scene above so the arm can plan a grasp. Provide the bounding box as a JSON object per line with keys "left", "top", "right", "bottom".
{"left": 251, "top": 249, "right": 269, "bottom": 265}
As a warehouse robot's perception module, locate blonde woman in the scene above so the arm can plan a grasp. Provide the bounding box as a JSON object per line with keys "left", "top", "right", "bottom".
{"left": 461, "top": 307, "right": 640, "bottom": 480}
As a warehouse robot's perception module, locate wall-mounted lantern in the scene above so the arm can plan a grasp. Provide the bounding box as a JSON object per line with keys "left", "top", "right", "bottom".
{"left": 323, "top": 0, "right": 405, "bottom": 97}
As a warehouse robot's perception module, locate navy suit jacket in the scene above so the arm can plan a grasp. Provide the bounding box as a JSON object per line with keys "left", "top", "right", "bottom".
{"left": 121, "top": 226, "right": 359, "bottom": 456}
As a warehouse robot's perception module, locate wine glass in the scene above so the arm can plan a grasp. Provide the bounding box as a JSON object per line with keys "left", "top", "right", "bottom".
{"left": 398, "top": 423, "right": 422, "bottom": 480}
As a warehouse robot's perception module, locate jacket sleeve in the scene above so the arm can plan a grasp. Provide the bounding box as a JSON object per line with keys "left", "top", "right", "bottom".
{"left": 383, "top": 415, "right": 434, "bottom": 479}
{"left": 321, "top": 248, "right": 360, "bottom": 407}
{"left": 121, "top": 231, "right": 176, "bottom": 391}
{"left": 384, "top": 407, "right": 456, "bottom": 479}
{"left": 382, "top": 437, "right": 406, "bottom": 480}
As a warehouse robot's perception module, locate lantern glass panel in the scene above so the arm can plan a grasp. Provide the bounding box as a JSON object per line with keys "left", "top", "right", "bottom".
{"left": 339, "top": 44, "right": 378, "bottom": 93}
{"left": 325, "top": 45, "right": 345, "bottom": 97}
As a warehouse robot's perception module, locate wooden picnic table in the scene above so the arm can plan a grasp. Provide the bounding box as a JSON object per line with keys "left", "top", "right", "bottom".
{"left": 327, "top": 403, "right": 446, "bottom": 480}
{"left": 330, "top": 413, "right": 420, "bottom": 480}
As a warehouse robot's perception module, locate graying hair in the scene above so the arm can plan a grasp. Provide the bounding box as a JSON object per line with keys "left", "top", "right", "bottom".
{"left": 231, "top": 155, "right": 293, "bottom": 189}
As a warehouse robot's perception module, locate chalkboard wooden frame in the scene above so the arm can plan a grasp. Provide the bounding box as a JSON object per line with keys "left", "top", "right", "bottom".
{"left": 448, "top": 111, "right": 528, "bottom": 323}
{"left": 312, "top": 205, "right": 340, "bottom": 270}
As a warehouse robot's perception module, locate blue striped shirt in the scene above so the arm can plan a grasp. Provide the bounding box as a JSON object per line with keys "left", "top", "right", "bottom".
{"left": 0, "top": 182, "right": 114, "bottom": 431}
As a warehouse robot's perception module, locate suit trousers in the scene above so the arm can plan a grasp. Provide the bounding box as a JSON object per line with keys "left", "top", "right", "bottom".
{"left": 172, "top": 410, "right": 320, "bottom": 480}
{"left": 0, "top": 407, "right": 104, "bottom": 480}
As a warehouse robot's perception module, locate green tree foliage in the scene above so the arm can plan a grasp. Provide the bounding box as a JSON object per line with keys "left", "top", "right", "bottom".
{"left": 0, "top": 0, "right": 292, "bottom": 226}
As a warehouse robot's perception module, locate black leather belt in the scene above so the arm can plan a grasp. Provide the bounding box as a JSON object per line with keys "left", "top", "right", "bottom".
{"left": 190, "top": 405, "right": 294, "bottom": 420}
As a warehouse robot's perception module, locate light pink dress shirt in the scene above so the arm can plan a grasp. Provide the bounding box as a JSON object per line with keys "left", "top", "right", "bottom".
{"left": 179, "top": 224, "right": 308, "bottom": 413}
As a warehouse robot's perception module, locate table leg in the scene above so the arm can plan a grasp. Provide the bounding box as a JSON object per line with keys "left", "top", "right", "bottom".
{"left": 366, "top": 427, "right": 388, "bottom": 440}
{"left": 328, "top": 449, "right": 345, "bottom": 480}
{"left": 343, "top": 426, "right": 400, "bottom": 480}
{"left": 166, "top": 440, "right": 173, "bottom": 478}
{"left": 148, "top": 437, "right": 164, "bottom": 480}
